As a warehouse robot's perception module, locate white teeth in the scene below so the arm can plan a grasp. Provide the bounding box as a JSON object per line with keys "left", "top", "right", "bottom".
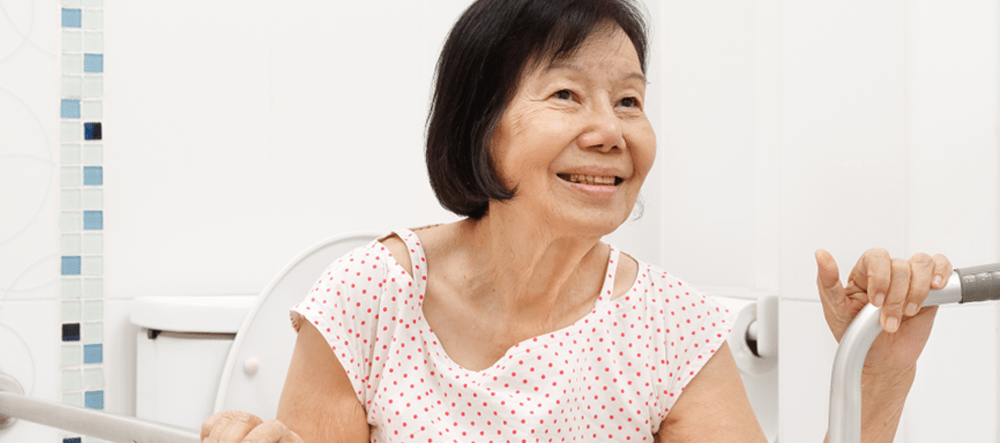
{"left": 567, "top": 174, "right": 616, "bottom": 185}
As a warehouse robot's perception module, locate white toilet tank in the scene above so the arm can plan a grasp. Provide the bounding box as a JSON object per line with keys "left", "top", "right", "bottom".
{"left": 130, "top": 295, "right": 256, "bottom": 430}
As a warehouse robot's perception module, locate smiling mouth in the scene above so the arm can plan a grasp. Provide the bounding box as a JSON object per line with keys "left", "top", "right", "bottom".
{"left": 557, "top": 173, "right": 624, "bottom": 186}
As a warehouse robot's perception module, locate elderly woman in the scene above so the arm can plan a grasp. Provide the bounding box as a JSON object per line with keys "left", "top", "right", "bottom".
{"left": 202, "top": 0, "right": 952, "bottom": 441}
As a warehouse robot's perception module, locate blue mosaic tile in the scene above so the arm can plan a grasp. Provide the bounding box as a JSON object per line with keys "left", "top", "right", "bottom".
{"left": 83, "top": 166, "right": 103, "bottom": 186}
{"left": 83, "top": 122, "right": 102, "bottom": 140}
{"left": 61, "top": 99, "right": 81, "bottom": 119}
{"left": 83, "top": 344, "right": 103, "bottom": 364}
{"left": 84, "top": 390, "right": 104, "bottom": 410}
{"left": 62, "top": 9, "right": 82, "bottom": 28}
{"left": 62, "top": 323, "right": 80, "bottom": 342}
{"left": 83, "top": 54, "right": 103, "bottom": 73}
{"left": 63, "top": 438, "right": 82, "bottom": 443}
{"left": 61, "top": 256, "right": 82, "bottom": 275}
{"left": 83, "top": 211, "right": 103, "bottom": 230}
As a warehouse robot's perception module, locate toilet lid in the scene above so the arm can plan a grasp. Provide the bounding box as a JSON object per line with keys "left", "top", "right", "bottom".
{"left": 130, "top": 295, "right": 257, "bottom": 333}
{"left": 212, "top": 231, "right": 380, "bottom": 419}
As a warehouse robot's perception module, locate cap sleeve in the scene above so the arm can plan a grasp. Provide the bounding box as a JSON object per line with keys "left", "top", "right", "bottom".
{"left": 289, "top": 241, "right": 386, "bottom": 402}
{"left": 649, "top": 271, "right": 735, "bottom": 423}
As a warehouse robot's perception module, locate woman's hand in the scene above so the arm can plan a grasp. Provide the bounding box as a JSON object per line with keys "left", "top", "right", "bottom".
{"left": 814, "top": 248, "right": 952, "bottom": 374}
{"left": 201, "top": 411, "right": 304, "bottom": 443}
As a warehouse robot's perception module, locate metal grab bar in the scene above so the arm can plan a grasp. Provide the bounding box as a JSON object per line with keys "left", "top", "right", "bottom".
{"left": 0, "top": 374, "right": 199, "bottom": 443}
{"left": 828, "top": 265, "right": 1000, "bottom": 443}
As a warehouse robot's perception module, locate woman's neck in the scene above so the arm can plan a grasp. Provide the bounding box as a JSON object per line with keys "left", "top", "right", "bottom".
{"left": 455, "top": 207, "right": 609, "bottom": 324}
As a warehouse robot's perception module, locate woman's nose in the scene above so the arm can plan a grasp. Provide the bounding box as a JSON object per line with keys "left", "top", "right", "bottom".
{"left": 576, "top": 106, "right": 625, "bottom": 152}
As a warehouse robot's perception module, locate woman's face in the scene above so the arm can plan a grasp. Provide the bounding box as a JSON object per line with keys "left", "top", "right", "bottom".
{"left": 491, "top": 26, "right": 655, "bottom": 235}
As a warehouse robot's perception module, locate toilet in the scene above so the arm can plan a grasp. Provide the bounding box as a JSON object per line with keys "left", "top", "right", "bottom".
{"left": 130, "top": 231, "right": 779, "bottom": 442}
{"left": 129, "top": 232, "right": 380, "bottom": 429}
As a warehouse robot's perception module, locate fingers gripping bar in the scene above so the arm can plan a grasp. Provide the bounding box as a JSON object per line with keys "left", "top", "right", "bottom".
{"left": 830, "top": 264, "right": 1000, "bottom": 443}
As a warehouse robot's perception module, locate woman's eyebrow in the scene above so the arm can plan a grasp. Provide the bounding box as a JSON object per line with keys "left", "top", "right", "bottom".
{"left": 544, "top": 61, "right": 647, "bottom": 85}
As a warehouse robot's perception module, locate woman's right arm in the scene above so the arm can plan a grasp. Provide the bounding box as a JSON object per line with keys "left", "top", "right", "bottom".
{"left": 201, "top": 322, "right": 370, "bottom": 443}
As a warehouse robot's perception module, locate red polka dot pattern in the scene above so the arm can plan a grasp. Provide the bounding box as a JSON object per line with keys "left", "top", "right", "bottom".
{"left": 291, "top": 229, "right": 734, "bottom": 442}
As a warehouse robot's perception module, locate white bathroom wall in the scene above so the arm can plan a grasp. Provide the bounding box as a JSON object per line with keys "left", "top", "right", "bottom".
{"left": 0, "top": 0, "right": 65, "bottom": 441}
{"left": 658, "top": 0, "right": 999, "bottom": 441}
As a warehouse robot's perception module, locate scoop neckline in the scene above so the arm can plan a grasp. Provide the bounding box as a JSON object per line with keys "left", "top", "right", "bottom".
{"left": 378, "top": 228, "right": 639, "bottom": 375}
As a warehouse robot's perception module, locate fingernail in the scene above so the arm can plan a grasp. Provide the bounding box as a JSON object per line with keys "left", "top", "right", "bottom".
{"left": 885, "top": 316, "right": 899, "bottom": 332}
{"left": 933, "top": 275, "right": 943, "bottom": 287}
{"left": 874, "top": 293, "right": 885, "bottom": 307}
{"left": 905, "top": 302, "right": 919, "bottom": 316}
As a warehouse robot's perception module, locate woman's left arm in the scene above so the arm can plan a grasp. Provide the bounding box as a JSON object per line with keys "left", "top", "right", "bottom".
{"left": 815, "top": 248, "right": 953, "bottom": 443}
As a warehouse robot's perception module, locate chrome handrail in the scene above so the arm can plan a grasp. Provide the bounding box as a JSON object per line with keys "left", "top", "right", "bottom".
{"left": 0, "top": 374, "right": 199, "bottom": 443}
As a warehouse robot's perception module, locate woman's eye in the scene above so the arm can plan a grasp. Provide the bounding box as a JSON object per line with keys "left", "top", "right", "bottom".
{"left": 553, "top": 89, "right": 574, "bottom": 100}
{"left": 619, "top": 97, "right": 639, "bottom": 108}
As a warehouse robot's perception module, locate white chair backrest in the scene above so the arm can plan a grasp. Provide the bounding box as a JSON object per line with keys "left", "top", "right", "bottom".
{"left": 213, "top": 232, "right": 381, "bottom": 418}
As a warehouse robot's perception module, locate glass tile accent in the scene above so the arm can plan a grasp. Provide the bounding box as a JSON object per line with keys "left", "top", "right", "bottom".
{"left": 62, "top": 234, "right": 81, "bottom": 255}
{"left": 61, "top": 278, "right": 81, "bottom": 299}
{"left": 64, "top": 438, "right": 82, "bottom": 443}
{"left": 83, "top": 166, "right": 103, "bottom": 185}
{"left": 61, "top": 166, "right": 81, "bottom": 186}
{"left": 84, "top": 391, "right": 104, "bottom": 410}
{"left": 81, "top": 9, "right": 103, "bottom": 30}
{"left": 82, "top": 322, "right": 103, "bottom": 344}
{"left": 84, "top": 368, "right": 103, "bottom": 388}
{"left": 61, "top": 122, "right": 81, "bottom": 142}
{"left": 61, "top": 345, "right": 82, "bottom": 366}
{"left": 61, "top": 189, "right": 81, "bottom": 209}
{"left": 62, "top": 392, "right": 84, "bottom": 407}
{"left": 81, "top": 101, "right": 102, "bottom": 120}
{"left": 82, "top": 76, "right": 102, "bottom": 97}
{"left": 62, "top": 369, "right": 82, "bottom": 390}
{"left": 81, "top": 189, "right": 103, "bottom": 209}
{"left": 83, "top": 0, "right": 102, "bottom": 6}
{"left": 83, "top": 344, "right": 103, "bottom": 364}
{"left": 62, "top": 0, "right": 82, "bottom": 6}
{"left": 62, "top": 323, "right": 81, "bottom": 341}
{"left": 62, "top": 30, "right": 82, "bottom": 52}
{"left": 81, "top": 144, "right": 103, "bottom": 163}
{"left": 62, "top": 8, "right": 82, "bottom": 28}
{"left": 83, "top": 54, "right": 103, "bottom": 73}
{"left": 62, "top": 301, "right": 82, "bottom": 322}
{"left": 82, "top": 278, "right": 103, "bottom": 298}
{"left": 83, "top": 32, "right": 103, "bottom": 53}
{"left": 83, "top": 211, "right": 103, "bottom": 230}
{"left": 81, "top": 256, "right": 103, "bottom": 276}
{"left": 61, "top": 256, "right": 82, "bottom": 275}
{"left": 83, "top": 301, "right": 103, "bottom": 322}
{"left": 62, "top": 54, "right": 82, "bottom": 74}
{"left": 82, "top": 233, "right": 103, "bottom": 254}
{"left": 62, "top": 75, "right": 82, "bottom": 96}
{"left": 83, "top": 122, "right": 102, "bottom": 140}
{"left": 62, "top": 144, "right": 81, "bottom": 164}
{"left": 61, "top": 99, "right": 81, "bottom": 118}
{"left": 61, "top": 211, "right": 83, "bottom": 231}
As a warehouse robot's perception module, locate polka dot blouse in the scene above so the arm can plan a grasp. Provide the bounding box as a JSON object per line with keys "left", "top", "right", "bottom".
{"left": 291, "top": 229, "right": 734, "bottom": 442}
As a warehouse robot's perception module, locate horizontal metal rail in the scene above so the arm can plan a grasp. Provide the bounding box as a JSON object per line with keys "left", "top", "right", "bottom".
{"left": 0, "top": 374, "right": 199, "bottom": 443}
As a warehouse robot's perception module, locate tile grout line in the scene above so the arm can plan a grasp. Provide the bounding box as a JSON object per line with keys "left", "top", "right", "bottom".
{"left": 58, "top": 2, "right": 106, "bottom": 443}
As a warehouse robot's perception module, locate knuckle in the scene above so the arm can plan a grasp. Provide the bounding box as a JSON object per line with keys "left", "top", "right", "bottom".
{"left": 909, "top": 252, "right": 932, "bottom": 266}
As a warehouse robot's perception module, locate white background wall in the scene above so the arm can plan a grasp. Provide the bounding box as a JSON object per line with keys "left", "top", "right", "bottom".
{"left": 1, "top": 0, "right": 997, "bottom": 442}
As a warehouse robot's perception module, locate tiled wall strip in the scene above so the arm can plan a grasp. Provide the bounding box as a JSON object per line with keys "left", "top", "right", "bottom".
{"left": 59, "top": 1, "right": 105, "bottom": 442}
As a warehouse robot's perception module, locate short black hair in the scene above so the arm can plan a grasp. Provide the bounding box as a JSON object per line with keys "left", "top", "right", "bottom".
{"left": 426, "top": 0, "right": 649, "bottom": 219}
